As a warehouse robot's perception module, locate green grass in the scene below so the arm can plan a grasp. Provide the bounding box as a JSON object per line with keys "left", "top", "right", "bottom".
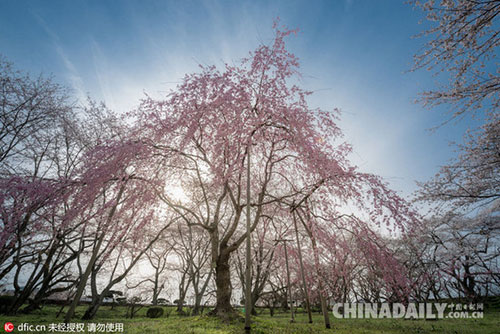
{"left": 0, "top": 305, "right": 499, "bottom": 334}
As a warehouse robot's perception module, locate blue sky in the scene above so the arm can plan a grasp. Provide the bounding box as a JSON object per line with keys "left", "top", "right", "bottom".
{"left": 0, "top": 0, "right": 479, "bottom": 200}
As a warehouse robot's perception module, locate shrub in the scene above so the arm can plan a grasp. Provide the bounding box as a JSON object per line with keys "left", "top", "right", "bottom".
{"left": 146, "top": 307, "right": 164, "bottom": 318}
{"left": 0, "top": 296, "right": 15, "bottom": 314}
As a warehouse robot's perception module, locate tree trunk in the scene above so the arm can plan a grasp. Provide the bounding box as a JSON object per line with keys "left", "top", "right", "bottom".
{"left": 292, "top": 211, "right": 313, "bottom": 323}
{"left": 210, "top": 250, "right": 238, "bottom": 320}
{"left": 82, "top": 281, "right": 107, "bottom": 320}
{"left": 152, "top": 271, "right": 159, "bottom": 305}
{"left": 297, "top": 209, "right": 331, "bottom": 329}
{"left": 251, "top": 296, "right": 258, "bottom": 316}
{"left": 64, "top": 182, "right": 126, "bottom": 322}
{"left": 192, "top": 264, "right": 213, "bottom": 316}
{"left": 176, "top": 271, "right": 190, "bottom": 314}
{"left": 215, "top": 253, "right": 233, "bottom": 313}
{"left": 82, "top": 299, "right": 101, "bottom": 320}
{"left": 9, "top": 236, "right": 61, "bottom": 314}
{"left": 192, "top": 299, "right": 201, "bottom": 316}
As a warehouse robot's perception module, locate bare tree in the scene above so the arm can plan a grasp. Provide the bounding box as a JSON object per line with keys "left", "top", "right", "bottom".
{"left": 411, "top": 0, "right": 500, "bottom": 119}
{"left": 144, "top": 231, "right": 173, "bottom": 306}
{"left": 0, "top": 57, "right": 72, "bottom": 173}
{"left": 412, "top": 4, "right": 500, "bottom": 302}
{"left": 417, "top": 112, "right": 499, "bottom": 213}
{"left": 236, "top": 216, "right": 279, "bottom": 315}
{"left": 422, "top": 212, "right": 500, "bottom": 301}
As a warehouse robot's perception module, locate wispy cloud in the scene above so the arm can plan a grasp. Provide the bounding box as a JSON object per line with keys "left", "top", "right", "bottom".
{"left": 32, "top": 12, "right": 87, "bottom": 102}
{"left": 90, "top": 38, "right": 117, "bottom": 110}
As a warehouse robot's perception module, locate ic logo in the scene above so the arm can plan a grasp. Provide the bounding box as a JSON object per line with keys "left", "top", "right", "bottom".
{"left": 4, "top": 322, "right": 14, "bottom": 332}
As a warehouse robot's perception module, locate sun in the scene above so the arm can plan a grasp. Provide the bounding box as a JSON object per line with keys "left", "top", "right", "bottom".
{"left": 167, "top": 184, "right": 189, "bottom": 203}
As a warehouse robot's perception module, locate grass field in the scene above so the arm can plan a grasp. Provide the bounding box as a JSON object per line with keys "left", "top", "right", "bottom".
{"left": 1, "top": 305, "right": 499, "bottom": 334}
